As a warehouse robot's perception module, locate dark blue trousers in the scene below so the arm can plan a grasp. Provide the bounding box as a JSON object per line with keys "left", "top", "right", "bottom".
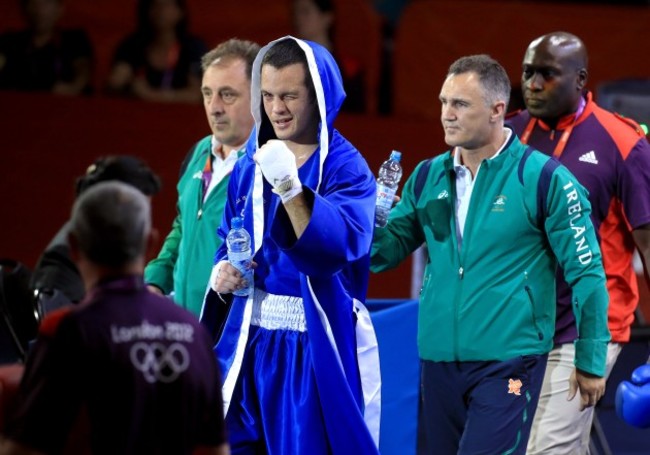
{"left": 418, "top": 354, "right": 547, "bottom": 455}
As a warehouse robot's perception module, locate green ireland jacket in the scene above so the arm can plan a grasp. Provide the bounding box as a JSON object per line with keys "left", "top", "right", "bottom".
{"left": 145, "top": 136, "right": 243, "bottom": 316}
{"left": 371, "top": 132, "right": 610, "bottom": 376}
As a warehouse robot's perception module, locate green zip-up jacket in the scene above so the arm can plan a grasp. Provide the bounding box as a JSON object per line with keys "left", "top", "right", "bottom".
{"left": 371, "top": 132, "right": 610, "bottom": 376}
{"left": 145, "top": 136, "right": 243, "bottom": 317}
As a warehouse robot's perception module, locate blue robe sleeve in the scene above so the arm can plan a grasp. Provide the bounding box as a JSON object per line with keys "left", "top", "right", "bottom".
{"left": 270, "top": 157, "right": 376, "bottom": 277}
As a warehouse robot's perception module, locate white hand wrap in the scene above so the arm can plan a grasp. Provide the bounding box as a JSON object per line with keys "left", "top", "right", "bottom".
{"left": 209, "top": 260, "right": 229, "bottom": 303}
{"left": 254, "top": 140, "right": 303, "bottom": 203}
{"left": 209, "top": 260, "right": 227, "bottom": 292}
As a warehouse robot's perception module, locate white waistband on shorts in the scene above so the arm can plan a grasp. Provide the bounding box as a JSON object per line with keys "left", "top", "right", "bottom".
{"left": 250, "top": 289, "right": 307, "bottom": 332}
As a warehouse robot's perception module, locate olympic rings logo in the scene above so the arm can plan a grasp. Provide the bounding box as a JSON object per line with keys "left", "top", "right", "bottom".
{"left": 129, "top": 342, "right": 190, "bottom": 384}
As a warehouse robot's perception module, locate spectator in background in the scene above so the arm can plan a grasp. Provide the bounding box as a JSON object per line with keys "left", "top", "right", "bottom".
{"left": 291, "top": 0, "right": 366, "bottom": 113}
{"left": 31, "top": 156, "right": 161, "bottom": 319}
{"left": 0, "top": 0, "right": 93, "bottom": 95}
{"left": 145, "top": 38, "right": 260, "bottom": 320}
{"left": 106, "top": 0, "right": 207, "bottom": 103}
{"left": 0, "top": 181, "right": 229, "bottom": 455}
{"left": 370, "top": 0, "right": 412, "bottom": 115}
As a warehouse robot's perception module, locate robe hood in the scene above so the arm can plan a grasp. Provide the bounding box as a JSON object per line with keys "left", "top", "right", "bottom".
{"left": 248, "top": 35, "right": 346, "bottom": 192}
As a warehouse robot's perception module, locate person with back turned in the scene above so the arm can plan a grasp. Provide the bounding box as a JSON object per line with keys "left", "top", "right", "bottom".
{"left": 1, "top": 181, "right": 229, "bottom": 455}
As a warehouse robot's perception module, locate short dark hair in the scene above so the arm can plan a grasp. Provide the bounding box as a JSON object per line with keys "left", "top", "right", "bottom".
{"left": 70, "top": 181, "right": 150, "bottom": 268}
{"left": 309, "top": 0, "right": 334, "bottom": 13}
{"left": 447, "top": 54, "right": 511, "bottom": 108}
{"left": 75, "top": 155, "right": 161, "bottom": 197}
{"left": 201, "top": 38, "right": 261, "bottom": 79}
{"left": 262, "top": 38, "right": 315, "bottom": 96}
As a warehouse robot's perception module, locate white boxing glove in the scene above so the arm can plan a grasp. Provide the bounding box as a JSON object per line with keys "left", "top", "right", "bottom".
{"left": 254, "top": 140, "right": 303, "bottom": 203}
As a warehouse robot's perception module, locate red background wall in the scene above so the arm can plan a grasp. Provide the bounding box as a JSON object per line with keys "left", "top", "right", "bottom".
{"left": 392, "top": 0, "right": 650, "bottom": 120}
{"left": 1, "top": 0, "right": 649, "bottom": 313}
{"left": 0, "top": 91, "right": 429, "bottom": 299}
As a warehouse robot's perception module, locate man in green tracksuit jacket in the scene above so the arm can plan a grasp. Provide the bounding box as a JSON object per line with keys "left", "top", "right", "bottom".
{"left": 145, "top": 39, "right": 260, "bottom": 317}
{"left": 371, "top": 54, "right": 610, "bottom": 455}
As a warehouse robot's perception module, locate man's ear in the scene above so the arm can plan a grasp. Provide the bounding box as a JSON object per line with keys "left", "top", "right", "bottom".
{"left": 577, "top": 68, "right": 588, "bottom": 91}
{"left": 492, "top": 100, "right": 507, "bottom": 122}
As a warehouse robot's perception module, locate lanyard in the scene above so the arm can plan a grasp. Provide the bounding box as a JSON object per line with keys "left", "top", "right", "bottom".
{"left": 520, "top": 97, "right": 586, "bottom": 159}
{"left": 201, "top": 151, "right": 213, "bottom": 197}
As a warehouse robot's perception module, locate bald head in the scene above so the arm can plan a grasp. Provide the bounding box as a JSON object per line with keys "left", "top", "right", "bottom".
{"left": 527, "top": 32, "right": 588, "bottom": 72}
{"left": 70, "top": 181, "right": 151, "bottom": 268}
{"left": 521, "top": 32, "right": 589, "bottom": 124}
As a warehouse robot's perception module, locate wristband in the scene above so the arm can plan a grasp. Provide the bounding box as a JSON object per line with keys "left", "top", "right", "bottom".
{"left": 273, "top": 175, "right": 303, "bottom": 203}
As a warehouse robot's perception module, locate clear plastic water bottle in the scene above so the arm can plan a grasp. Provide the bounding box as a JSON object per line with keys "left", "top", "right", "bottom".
{"left": 375, "top": 150, "right": 403, "bottom": 227}
{"left": 226, "top": 216, "right": 253, "bottom": 297}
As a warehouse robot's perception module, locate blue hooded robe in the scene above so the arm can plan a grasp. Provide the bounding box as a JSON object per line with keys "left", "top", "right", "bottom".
{"left": 201, "top": 36, "right": 381, "bottom": 454}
